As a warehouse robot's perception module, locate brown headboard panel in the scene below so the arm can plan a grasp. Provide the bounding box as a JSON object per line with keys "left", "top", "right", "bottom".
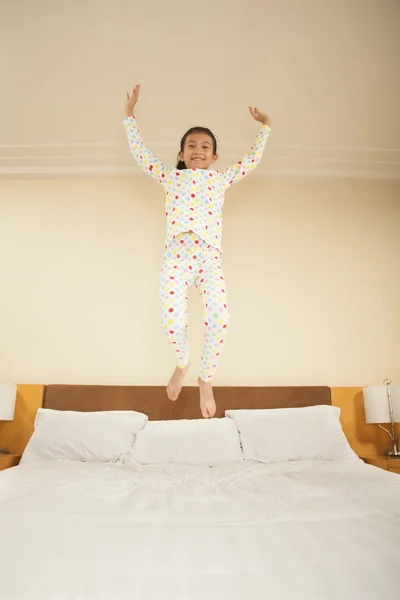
{"left": 43, "top": 385, "right": 331, "bottom": 420}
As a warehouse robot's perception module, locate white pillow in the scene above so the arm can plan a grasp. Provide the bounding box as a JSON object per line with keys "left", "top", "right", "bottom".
{"left": 130, "top": 418, "right": 244, "bottom": 466}
{"left": 225, "top": 405, "right": 357, "bottom": 462}
{"left": 21, "top": 408, "right": 148, "bottom": 464}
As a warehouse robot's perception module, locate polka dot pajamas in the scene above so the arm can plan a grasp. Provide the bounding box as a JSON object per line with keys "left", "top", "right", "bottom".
{"left": 160, "top": 232, "right": 229, "bottom": 382}
{"left": 123, "top": 116, "right": 270, "bottom": 382}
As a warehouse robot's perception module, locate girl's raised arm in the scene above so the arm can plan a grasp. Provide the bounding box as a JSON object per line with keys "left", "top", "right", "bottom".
{"left": 220, "top": 107, "right": 271, "bottom": 189}
{"left": 124, "top": 84, "right": 170, "bottom": 185}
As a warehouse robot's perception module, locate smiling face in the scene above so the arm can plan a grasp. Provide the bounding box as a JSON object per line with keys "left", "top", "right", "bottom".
{"left": 179, "top": 132, "right": 218, "bottom": 170}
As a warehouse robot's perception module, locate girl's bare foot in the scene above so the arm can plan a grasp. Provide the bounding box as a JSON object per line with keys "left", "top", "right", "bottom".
{"left": 198, "top": 377, "right": 216, "bottom": 418}
{"left": 166, "top": 364, "right": 189, "bottom": 401}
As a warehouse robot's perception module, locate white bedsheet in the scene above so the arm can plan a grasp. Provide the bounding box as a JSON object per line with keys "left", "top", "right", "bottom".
{"left": 0, "top": 459, "right": 399, "bottom": 600}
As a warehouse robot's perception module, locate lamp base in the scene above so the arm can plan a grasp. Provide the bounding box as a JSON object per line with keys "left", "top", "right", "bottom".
{"left": 386, "top": 451, "right": 400, "bottom": 458}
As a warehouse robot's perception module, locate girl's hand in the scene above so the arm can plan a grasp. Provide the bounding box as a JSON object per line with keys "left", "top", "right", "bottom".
{"left": 125, "top": 84, "right": 140, "bottom": 118}
{"left": 248, "top": 106, "right": 271, "bottom": 127}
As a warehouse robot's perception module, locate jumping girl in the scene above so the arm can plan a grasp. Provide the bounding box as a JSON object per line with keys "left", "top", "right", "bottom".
{"left": 124, "top": 84, "right": 271, "bottom": 418}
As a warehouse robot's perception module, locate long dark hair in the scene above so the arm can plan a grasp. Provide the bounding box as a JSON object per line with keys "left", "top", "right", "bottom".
{"left": 176, "top": 126, "right": 218, "bottom": 170}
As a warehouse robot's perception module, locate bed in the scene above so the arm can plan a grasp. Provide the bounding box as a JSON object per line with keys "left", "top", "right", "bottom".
{"left": 1, "top": 385, "right": 399, "bottom": 600}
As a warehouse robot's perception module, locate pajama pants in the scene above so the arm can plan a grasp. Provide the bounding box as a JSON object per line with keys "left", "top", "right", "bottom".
{"left": 160, "top": 232, "right": 230, "bottom": 382}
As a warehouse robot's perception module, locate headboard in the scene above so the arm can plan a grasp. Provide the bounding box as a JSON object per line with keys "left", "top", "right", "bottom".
{"left": 43, "top": 385, "right": 331, "bottom": 419}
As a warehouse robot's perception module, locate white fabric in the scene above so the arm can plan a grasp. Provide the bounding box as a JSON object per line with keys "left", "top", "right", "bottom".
{"left": 130, "top": 417, "right": 243, "bottom": 465}
{"left": 0, "top": 382, "right": 17, "bottom": 420}
{"left": 226, "top": 405, "right": 358, "bottom": 462}
{"left": 21, "top": 408, "right": 148, "bottom": 464}
{"left": 1, "top": 459, "right": 399, "bottom": 599}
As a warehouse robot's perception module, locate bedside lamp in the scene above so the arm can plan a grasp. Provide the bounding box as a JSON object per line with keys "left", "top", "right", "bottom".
{"left": 0, "top": 383, "right": 17, "bottom": 454}
{"left": 363, "top": 379, "right": 400, "bottom": 457}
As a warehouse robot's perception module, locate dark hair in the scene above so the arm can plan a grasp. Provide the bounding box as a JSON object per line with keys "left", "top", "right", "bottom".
{"left": 176, "top": 126, "right": 217, "bottom": 170}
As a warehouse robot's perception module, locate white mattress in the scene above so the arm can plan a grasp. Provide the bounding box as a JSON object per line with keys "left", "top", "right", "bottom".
{"left": 1, "top": 458, "right": 399, "bottom": 600}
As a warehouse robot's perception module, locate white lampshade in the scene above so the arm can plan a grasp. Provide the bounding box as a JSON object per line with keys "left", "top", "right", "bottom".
{"left": 0, "top": 383, "right": 17, "bottom": 421}
{"left": 363, "top": 384, "right": 400, "bottom": 424}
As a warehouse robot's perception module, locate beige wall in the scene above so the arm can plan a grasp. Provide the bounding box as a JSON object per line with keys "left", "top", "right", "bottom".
{"left": 0, "top": 176, "right": 399, "bottom": 386}
{"left": 1, "top": 0, "right": 399, "bottom": 179}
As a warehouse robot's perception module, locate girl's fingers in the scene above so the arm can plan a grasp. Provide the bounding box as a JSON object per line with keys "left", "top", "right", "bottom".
{"left": 126, "top": 85, "right": 140, "bottom": 107}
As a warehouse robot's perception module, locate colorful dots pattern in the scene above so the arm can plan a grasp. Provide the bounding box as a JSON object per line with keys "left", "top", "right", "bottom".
{"left": 160, "top": 233, "right": 230, "bottom": 382}
{"left": 123, "top": 116, "right": 270, "bottom": 253}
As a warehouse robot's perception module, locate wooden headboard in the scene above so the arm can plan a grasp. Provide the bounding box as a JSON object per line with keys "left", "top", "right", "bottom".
{"left": 43, "top": 385, "right": 331, "bottom": 419}
{"left": 3, "top": 385, "right": 390, "bottom": 457}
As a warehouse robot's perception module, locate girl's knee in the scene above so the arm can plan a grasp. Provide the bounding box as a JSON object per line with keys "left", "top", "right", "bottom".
{"left": 160, "top": 307, "right": 187, "bottom": 331}
{"left": 204, "top": 306, "right": 230, "bottom": 331}
{"left": 160, "top": 318, "right": 187, "bottom": 336}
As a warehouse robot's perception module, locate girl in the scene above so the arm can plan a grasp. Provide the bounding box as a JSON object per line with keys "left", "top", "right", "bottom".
{"left": 124, "top": 84, "right": 271, "bottom": 418}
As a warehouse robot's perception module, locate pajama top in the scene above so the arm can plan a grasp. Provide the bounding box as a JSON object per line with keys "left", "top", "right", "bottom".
{"left": 123, "top": 116, "right": 271, "bottom": 252}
